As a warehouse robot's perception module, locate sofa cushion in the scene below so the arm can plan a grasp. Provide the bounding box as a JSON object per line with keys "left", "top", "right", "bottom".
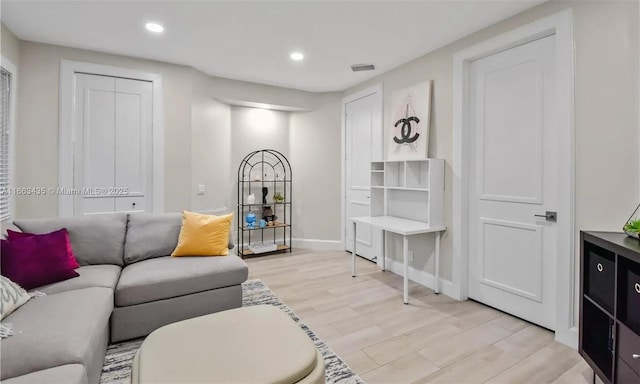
{"left": 14, "top": 214, "right": 127, "bottom": 266}
{"left": 124, "top": 213, "right": 182, "bottom": 264}
{"left": 115, "top": 255, "right": 248, "bottom": 307}
{"left": 36, "top": 265, "right": 122, "bottom": 295}
{"left": 0, "top": 287, "right": 113, "bottom": 380}
{"left": 2, "top": 364, "right": 87, "bottom": 384}
{"left": 125, "top": 211, "right": 235, "bottom": 265}
{"left": 1, "top": 220, "right": 20, "bottom": 240}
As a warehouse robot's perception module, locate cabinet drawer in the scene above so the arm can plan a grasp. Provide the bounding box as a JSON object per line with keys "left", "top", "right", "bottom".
{"left": 582, "top": 298, "right": 614, "bottom": 380}
{"left": 625, "top": 268, "right": 640, "bottom": 333}
{"left": 585, "top": 244, "right": 616, "bottom": 313}
{"left": 618, "top": 324, "right": 640, "bottom": 376}
{"left": 617, "top": 358, "right": 640, "bottom": 384}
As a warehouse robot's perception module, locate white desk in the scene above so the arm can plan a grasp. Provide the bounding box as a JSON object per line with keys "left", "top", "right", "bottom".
{"left": 351, "top": 216, "right": 446, "bottom": 304}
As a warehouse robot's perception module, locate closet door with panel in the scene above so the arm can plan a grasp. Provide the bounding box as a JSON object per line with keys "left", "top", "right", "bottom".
{"left": 345, "top": 93, "right": 376, "bottom": 261}
{"left": 73, "top": 74, "right": 152, "bottom": 215}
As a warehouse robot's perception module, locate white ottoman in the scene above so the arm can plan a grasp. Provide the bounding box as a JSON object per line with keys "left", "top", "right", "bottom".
{"left": 131, "top": 305, "right": 325, "bottom": 384}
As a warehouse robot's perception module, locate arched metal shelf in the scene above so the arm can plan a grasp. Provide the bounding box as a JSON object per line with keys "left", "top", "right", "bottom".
{"left": 237, "top": 149, "right": 292, "bottom": 258}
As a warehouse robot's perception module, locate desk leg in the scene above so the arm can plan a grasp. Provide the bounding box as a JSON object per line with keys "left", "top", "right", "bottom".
{"left": 435, "top": 231, "right": 441, "bottom": 294}
{"left": 403, "top": 236, "right": 409, "bottom": 305}
{"left": 352, "top": 221, "right": 356, "bottom": 277}
{"left": 382, "top": 230, "right": 386, "bottom": 271}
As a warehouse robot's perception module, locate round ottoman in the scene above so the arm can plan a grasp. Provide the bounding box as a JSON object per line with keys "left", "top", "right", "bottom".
{"left": 131, "top": 305, "right": 325, "bottom": 384}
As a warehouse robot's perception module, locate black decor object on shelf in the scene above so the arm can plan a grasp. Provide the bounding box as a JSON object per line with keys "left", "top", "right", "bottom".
{"left": 237, "top": 149, "right": 292, "bottom": 258}
{"left": 579, "top": 231, "right": 640, "bottom": 384}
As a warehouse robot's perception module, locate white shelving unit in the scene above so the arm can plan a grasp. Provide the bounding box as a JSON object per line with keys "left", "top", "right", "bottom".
{"left": 354, "top": 158, "right": 446, "bottom": 304}
{"left": 369, "top": 159, "right": 444, "bottom": 226}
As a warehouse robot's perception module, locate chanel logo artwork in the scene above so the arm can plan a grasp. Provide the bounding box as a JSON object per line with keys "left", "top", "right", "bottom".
{"left": 393, "top": 103, "right": 420, "bottom": 145}
{"left": 388, "top": 80, "right": 432, "bottom": 160}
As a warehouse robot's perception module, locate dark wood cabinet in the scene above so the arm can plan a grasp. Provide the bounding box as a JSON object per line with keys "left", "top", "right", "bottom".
{"left": 580, "top": 231, "right": 640, "bottom": 384}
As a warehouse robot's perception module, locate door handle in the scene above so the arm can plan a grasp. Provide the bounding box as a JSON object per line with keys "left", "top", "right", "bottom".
{"left": 534, "top": 211, "right": 557, "bottom": 222}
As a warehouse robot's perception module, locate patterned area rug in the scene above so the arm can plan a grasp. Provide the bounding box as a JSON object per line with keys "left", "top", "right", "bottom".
{"left": 100, "top": 279, "right": 364, "bottom": 384}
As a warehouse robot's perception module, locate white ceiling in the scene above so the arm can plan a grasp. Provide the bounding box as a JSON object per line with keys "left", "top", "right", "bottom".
{"left": 1, "top": 1, "right": 546, "bottom": 92}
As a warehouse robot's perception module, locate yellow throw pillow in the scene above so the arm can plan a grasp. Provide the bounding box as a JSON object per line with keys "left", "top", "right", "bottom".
{"left": 171, "top": 211, "right": 233, "bottom": 257}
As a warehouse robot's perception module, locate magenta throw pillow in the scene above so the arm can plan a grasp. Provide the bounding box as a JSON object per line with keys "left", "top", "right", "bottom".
{"left": 7, "top": 229, "right": 79, "bottom": 269}
{"left": 1, "top": 230, "right": 79, "bottom": 290}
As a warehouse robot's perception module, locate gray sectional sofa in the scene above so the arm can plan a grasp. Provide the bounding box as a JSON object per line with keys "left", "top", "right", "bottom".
{"left": 1, "top": 212, "right": 248, "bottom": 384}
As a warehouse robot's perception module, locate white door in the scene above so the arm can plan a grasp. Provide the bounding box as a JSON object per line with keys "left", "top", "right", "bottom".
{"left": 345, "top": 93, "right": 378, "bottom": 261}
{"left": 467, "top": 35, "right": 558, "bottom": 330}
{"left": 74, "top": 74, "right": 153, "bottom": 215}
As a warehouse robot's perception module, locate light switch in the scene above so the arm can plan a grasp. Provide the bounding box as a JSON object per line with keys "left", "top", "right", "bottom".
{"left": 198, "top": 184, "right": 205, "bottom": 195}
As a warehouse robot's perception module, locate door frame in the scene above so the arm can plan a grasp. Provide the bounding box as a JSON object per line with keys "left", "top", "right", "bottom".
{"left": 59, "top": 60, "right": 165, "bottom": 216}
{"left": 341, "top": 83, "right": 383, "bottom": 259}
{"left": 452, "top": 10, "right": 576, "bottom": 347}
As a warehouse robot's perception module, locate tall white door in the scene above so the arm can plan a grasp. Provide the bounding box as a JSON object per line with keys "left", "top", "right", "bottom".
{"left": 345, "top": 93, "right": 380, "bottom": 261}
{"left": 467, "top": 35, "right": 558, "bottom": 330}
{"left": 74, "top": 74, "right": 153, "bottom": 215}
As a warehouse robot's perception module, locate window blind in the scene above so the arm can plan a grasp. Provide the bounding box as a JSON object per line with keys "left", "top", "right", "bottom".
{"left": 0, "top": 67, "right": 11, "bottom": 221}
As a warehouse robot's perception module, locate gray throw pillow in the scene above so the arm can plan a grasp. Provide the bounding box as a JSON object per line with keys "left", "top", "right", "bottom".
{"left": 14, "top": 214, "right": 128, "bottom": 266}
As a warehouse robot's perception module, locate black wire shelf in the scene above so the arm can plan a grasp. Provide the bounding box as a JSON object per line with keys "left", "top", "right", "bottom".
{"left": 237, "top": 149, "right": 292, "bottom": 258}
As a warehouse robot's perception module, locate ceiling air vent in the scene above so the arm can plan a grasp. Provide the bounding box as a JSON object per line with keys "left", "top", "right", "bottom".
{"left": 351, "top": 64, "right": 375, "bottom": 72}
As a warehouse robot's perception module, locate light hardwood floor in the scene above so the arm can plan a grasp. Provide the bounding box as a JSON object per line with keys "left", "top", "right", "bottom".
{"left": 246, "top": 249, "right": 594, "bottom": 384}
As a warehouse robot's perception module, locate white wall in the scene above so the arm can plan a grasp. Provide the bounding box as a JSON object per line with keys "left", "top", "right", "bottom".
{"left": 11, "top": 39, "right": 344, "bottom": 244}
{"left": 230, "top": 107, "right": 290, "bottom": 174}
{"left": 190, "top": 70, "right": 232, "bottom": 212}
{"left": 1, "top": 23, "right": 20, "bottom": 67}
{"left": 16, "top": 41, "right": 194, "bottom": 216}
{"left": 345, "top": 0, "right": 639, "bottom": 318}
{"left": 188, "top": 70, "right": 344, "bottom": 244}
{"left": 230, "top": 107, "right": 290, "bottom": 242}
{"left": 289, "top": 93, "right": 343, "bottom": 242}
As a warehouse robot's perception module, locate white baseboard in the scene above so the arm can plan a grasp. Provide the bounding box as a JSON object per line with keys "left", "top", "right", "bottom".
{"left": 291, "top": 238, "right": 343, "bottom": 251}
{"left": 237, "top": 239, "right": 343, "bottom": 252}
{"left": 555, "top": 326, "right": 578, "bottom": 349}
{"left": 384, "top": 258, "right": 459, "bottom": 300}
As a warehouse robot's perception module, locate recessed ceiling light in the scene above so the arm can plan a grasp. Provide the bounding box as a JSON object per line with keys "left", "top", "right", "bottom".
{"left": 145, "top": 22, "right": 164, "bottom": 33}
{"left": 290, "top": 52, "right": 304, "bottom": 61}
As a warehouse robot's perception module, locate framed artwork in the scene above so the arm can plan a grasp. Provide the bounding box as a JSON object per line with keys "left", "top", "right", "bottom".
{"left": 387, "top": 80, "right": 432, "bottom": 160}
